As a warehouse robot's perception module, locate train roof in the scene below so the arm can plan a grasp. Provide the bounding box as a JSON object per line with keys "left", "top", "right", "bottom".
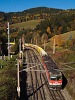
{"left": 42, "top": 55, "right": 61, "bottom": 75}
{"left": 50, "top": 68, "right": 61, "bottom": 75}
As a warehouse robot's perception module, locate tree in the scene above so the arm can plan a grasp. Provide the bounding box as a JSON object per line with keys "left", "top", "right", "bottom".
{"left": 1, "top": 32, "right": 8, "bottom": 55}
{"left": 0, "top": 57, "right": 17, "bottom": 100}
{"left": 32, "top": 32, "right": 40, "bottom": 44}
{"left": 57, "top": 26, "right": 63, "bottom": 34}
{"left": 52, "top": 34, "right": 63, "bottom": 47}
{"left": 46, "top": 26, "right": 51, "bottom": 34}
{"left": 25, "top": 32, "right": 33, "bottom": 43}
{"left": 41, "top": 33, "right": 48, "bottom": 43}
{"left": 70, "top": 21, "right": 75, "bottom": 30}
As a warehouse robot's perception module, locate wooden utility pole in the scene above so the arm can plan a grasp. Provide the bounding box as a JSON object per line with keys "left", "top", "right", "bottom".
{"left": 17, "top": 60, "right": 20, "bottom": 98}
{"left": 53, "top": 38, "right": 55, "bottom": 54}
{"left": 22, "top": 34, "right": 25, "bottom": 50}
{"left": 31, "top": 39, "right": 32, "bottom": 44}
{"left": 19, "top": 38, "right": 21, "bottom": 58}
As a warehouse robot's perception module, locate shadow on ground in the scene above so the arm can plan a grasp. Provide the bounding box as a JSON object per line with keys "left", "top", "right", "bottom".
{"left": 62, "top": 73, "right": 68, "bottom": 89}
{"left": 20, "top": 71, "right": 27, "bottom": 100}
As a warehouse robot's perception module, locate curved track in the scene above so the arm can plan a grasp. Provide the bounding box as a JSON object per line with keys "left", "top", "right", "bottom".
{"left": 22, "top": 48, "right": 66, "bottom": 100}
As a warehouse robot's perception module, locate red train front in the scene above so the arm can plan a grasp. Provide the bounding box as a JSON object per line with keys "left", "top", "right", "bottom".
{"left": 42, "top": 55, "right": 62, "bottom": 90}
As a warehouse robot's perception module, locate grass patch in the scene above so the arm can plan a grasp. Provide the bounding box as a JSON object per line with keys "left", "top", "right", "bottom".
{"left": 10, "top": 19, "right": 42, "bottom": 29}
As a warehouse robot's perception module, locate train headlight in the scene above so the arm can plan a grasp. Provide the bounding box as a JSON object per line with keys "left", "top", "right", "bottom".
{"left": 49, "top": 83, "right": 53, "bottom": 85}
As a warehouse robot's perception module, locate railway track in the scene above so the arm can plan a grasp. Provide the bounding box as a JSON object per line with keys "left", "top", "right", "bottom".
{"left": 26, "top": 50, "right": 46, "bottom": 100}
{"left": 33, "top": 49, "right": 66, "bottom": 100}
{"left": 21, "top": 48, "right": 66, "bottom": 100}
{"left": 30, "top": 50, "right": 47, "bottom": 100}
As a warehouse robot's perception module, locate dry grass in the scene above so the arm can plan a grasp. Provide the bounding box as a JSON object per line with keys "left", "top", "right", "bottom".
{"left": 10, "top": 19, "right": 42, "bottom": 29}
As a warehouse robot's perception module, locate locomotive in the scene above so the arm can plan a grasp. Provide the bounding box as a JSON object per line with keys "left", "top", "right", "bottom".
{"left": 42, "top": 55, "right": 62, "bottom": 89}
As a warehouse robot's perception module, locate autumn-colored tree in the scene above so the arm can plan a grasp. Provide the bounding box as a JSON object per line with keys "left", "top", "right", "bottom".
{"left": 41, "top": 33, "right": 48, "bottom": 43}
{"left": 25, "top": 32, "right": 33, "bottom": 43}
{"left": 57, "top": 34, "right": 63, "bottom": 46}
{"left": 53, "top": 26, "right": 58, "bottom": 35}
{"left": 10, "top": 32, "right": 19, "bottom": 41}
{"left": 46, "top": 26, "right": 51, "bottom": 34}
{"left": 51, "top": 34, "right": 63, "bottom": 47}
{"left": 33, "top": 32, "right": 40, "bottom": 44}
{"left": 57, "top": 26, "right": 63, "bottom": 34}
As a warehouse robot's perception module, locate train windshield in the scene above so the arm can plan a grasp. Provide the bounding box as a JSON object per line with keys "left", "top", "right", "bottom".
{"left": 50, "top": 77, "right": 56, "bottom": 80}
{"left": 50, "top": 76, "right": 62, "bottom": 80}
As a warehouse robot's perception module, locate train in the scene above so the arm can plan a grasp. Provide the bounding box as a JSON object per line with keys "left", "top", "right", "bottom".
{"left": 42, "top": 55, "right": 62, "bottom": 90}
{"left": 25, "top": 43, "right": 62, "bottom": 90}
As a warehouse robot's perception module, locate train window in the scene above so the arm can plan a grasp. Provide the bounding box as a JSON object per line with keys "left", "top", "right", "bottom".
{"left": 50, "top": 77, "right": 56, "bottom": 80}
